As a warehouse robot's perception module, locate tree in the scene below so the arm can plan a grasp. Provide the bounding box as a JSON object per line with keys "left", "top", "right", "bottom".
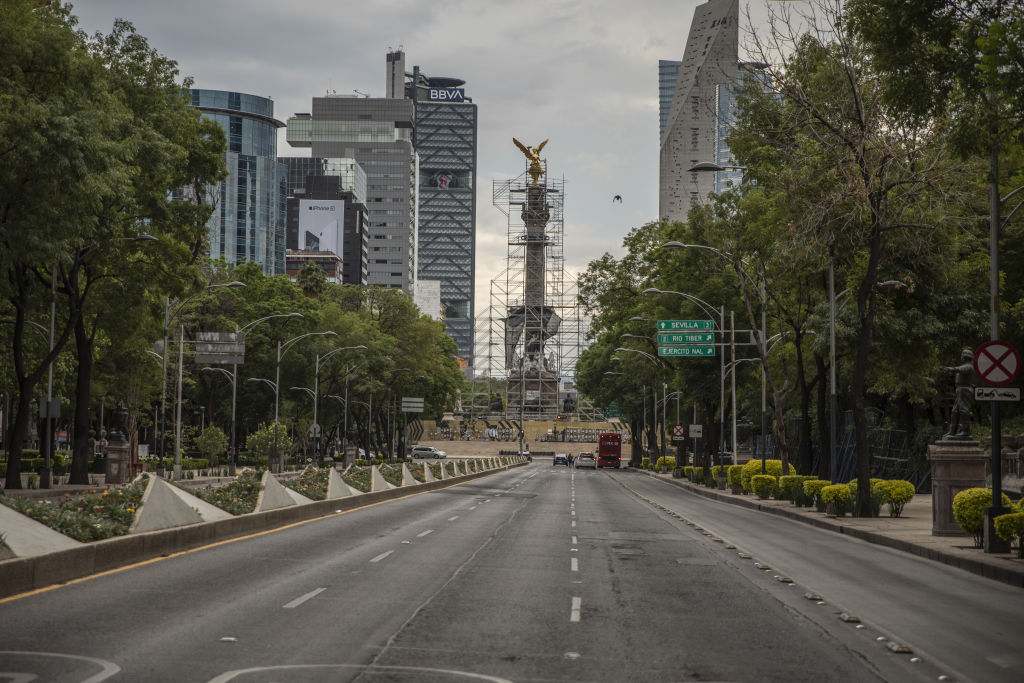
{"left": 735, "top": 0, "right": 971, "bottom": 514}
{"left": 195, "top": 425, "right": 228, "bottom": 465}
{"left": 244, "top": 423, "right": 292, "bottom": 463}
{"left": 296, "top": 261, "right": 327, "bottom": 300}
{"left": 0, "top": 1, "right": 134, "bottom": 488}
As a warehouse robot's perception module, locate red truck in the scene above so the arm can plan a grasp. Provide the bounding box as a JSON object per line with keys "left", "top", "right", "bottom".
{"left": 597, "top": 433, "right": 622, "bottom": 468}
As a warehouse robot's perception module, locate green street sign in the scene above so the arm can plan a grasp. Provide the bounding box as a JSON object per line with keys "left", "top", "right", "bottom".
{"left": 605, "top": 402, "right": 622, "bottom": 417}
{"left": 658, "top": 319, "right": 715, "bottom": 331}
{"left": 658, "top": 332, "right": 715, "bottom": 344}
{"left": 658, "top": 345, "right": 716, "bottom": 357}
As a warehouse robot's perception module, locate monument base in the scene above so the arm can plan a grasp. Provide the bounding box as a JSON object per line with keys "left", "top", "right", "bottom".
{"left": 928, "top": 439, "right": 987, "bottom": 536}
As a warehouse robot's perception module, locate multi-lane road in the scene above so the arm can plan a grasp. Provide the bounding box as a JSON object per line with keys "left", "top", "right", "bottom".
{"left": 1, "top": 461, "right": 1021, "bottom": 682}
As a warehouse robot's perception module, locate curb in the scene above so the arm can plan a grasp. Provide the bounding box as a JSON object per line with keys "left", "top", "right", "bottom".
{"left": 0, "top": 464, "right": 523, "bottom": 600}
{"left": 635, "top": 470, "right": 1024, "bottom": 589}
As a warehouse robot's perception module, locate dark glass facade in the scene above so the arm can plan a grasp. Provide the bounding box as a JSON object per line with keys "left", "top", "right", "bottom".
{"left": 412, "top": 91, "right": 478, "bottom": 370}
{"left": 191, "top": 89, "right": 287, "bottom": 274}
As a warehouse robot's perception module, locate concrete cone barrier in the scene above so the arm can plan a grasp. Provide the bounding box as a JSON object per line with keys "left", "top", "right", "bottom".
{"left": 440, "top": 461, "right": 448, "bottom": 480}
{"left": 284, "top": 486, "right": 315, "bottom": 505}
{"left": 401, "top": 464, "right": 417, "bottom": 487}
{"left": 327, "top": 468, "right": 363, "bottom": 498}
{"left": 423, "top": 464, "right": 436, "bottom": 483}
{"left": 0, "top": 499, "right": 83, "bottom": 557}
{"left": 131, "top": 475, "right": 224, "bottom": 534}
{"left": 255, "top": 471, "right": 297, "bottom": 512}
{"left": 371, "top": 465, "right": 396, "bottom": 491}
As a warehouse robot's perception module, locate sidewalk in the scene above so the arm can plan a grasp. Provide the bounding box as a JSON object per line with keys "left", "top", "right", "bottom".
{"left": 641, "top": 470, "right": 1024, "bottom": 588}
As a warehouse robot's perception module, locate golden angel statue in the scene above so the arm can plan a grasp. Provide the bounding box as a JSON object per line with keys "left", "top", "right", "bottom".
{"left": 513, "top": 137, "right": 548, "bottom": 187}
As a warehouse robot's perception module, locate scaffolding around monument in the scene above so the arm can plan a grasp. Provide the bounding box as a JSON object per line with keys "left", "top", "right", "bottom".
{"left": 474, "top": 165, "right": 589, "bottom": 420}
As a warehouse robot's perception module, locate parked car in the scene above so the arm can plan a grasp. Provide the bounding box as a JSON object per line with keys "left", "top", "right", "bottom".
{"left": 553, "top": 453, "right": 569, "bottom": 466}
{"left": 576, "top": 452, "right": 597, "bottom": 469}
{"left": 410, "top": 445, "right": 447, "bottom": 459}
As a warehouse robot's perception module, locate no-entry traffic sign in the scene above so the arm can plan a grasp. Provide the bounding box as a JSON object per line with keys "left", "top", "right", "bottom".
{"left": 973, "top": 341, "right": 1021, "bottom": 387}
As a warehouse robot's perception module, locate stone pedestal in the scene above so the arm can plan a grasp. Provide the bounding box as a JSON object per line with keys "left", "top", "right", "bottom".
{"left": 928, "top": 440, "right": 987, "bottom": 536}
{"left": 105, "top": 433, "right": 129, "bottom": 485}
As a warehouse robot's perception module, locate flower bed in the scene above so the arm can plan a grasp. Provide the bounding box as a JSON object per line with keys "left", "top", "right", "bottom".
{"left": 192, "top": 469, "right": 263, "bottom": 515}
{"left": 282, "top": 467, "right": 329, "bottom": 501}
{"left": 343, "top": 467, "right": 371, "bottom": 493}
{"left": 0, "top": 477, "right": 147, "bottom": 542}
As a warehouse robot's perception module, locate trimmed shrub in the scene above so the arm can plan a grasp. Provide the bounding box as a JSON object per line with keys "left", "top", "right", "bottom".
{"left": 877, "top": 480, "right": 915, "bottom": 518}
{"left": 993, "top": 512, "right": 1024, "bottom": 558}
{"left": 952, "top": 488, "right": 1013, "bottom": 547}
{"left": 641, "top": 457, "right": 652, "bottom": 470}
{"left": 740, "top": 459, "right": 791, "bottom": 492}
{"left": 778, "top": 475, "right": 807, "bottom": 503}
{"left": 803, "top": 479, "right": 830, "bottom": 511}
{"left": 751, "top": 474, "right": 777, "bottom": 500}
{"left": 711, "top": 465, "right": 725, "bottom": 480}
{"left": 821, "top": 484, "right": 851, "bottom": 516}
{"left": 683, "top": 466, "right": 694, "bottom": 480}
{"left": 656, "top": 456, "right": 676, "bottom": 470}
{"left": 727, "top": 465, "right": 744, "bottom": 489}
{"left": 847, "top": 478, "right": 886, "bottom": 517}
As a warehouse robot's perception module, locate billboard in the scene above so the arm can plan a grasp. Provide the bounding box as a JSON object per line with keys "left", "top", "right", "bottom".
{"left": 298, "top": 199, "right": 344, "bottom": 258}
{"left": 428, "top": 87, "right": 465, "bottom": 102}
{"left": 414, "top": 280, "right": 443, "bottom": 320}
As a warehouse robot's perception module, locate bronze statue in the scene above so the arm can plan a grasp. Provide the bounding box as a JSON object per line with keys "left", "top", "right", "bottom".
{"left": 943, "top": 349, "right": 975, "bottom": 440}
{"left": 513, "top": 137, "right": 548, "bottom": 187}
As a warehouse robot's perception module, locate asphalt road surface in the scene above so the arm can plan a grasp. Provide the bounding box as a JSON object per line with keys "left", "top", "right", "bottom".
{"left": 1, "top": 461, "right": 1015, "bottom": 682}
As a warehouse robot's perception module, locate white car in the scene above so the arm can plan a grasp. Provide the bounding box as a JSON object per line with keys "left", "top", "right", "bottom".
{"left": 410, "top": 445, "right": 447, "bottom": 459}
{"left": 576, "top": 452, "right": 597, "bottom": 469}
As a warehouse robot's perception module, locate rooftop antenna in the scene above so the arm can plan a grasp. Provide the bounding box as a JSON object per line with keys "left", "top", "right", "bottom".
{"left": 354, "top": 89, "right": 370, "bottom": 97}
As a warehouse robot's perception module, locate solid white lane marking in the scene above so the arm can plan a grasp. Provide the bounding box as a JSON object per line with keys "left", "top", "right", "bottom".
{"left": 570, "top": 597, "right": 582, "bottom": 622}
{"left": 417, "top": 529, "right": 434, "bottom": 538}
{"left": 571, "top": 558, "right": 579, "bottom": 572}
{"left": 283, "top": 587, "right": 326, "bottom": 609}
{"left": 448, "top": 516, "right": 459, "bottom": 521}
{"left": 370, "top": 550, "right": 394, "bottom": 563}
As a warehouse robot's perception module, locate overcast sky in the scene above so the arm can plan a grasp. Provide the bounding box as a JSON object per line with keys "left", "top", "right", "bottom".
{"left": 70, "top": 0, "right": 772, "bottom": 322}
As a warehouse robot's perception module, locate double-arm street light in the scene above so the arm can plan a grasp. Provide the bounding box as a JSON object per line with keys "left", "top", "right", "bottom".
{"left": 614, "top": 346, "right": 668, "bottom": 469}
{"left": 203, "top": 312, "right": 303, "bottom": 475}
{"left": 660, "top": 241, "right": 770, "bottom": 473}
{"left": 162, "top": 281, "right": 245, "bottom": 479}
{"left": 643, "top": 287, "right": 728, "bottom": 467}
{"left": 311, "top": 345, "right": 366, "bottom": 462}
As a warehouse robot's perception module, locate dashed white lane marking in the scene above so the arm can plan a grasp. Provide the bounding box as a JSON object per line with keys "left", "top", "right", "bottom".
{"left": 570, "top": 597, "right": 582, "bottom": 622}
{"left": 571, "top": 511, "right": 576, "bottom": 516}
{"left": 448, "top": 516, "right": 459, "bottom": 521}
{"left": 370, "top": 550, "right": 394, "bottom": 563}
{"left": 469, "top": 506, "right": 478, "bottom": 510}
{"left": 283, "top": 587, "right": 326, "bottom": 609}
{"left": 571, "top": 558, "right": 579, "bottom": 572}
{"left": 572, "top": 536, "right": 578, "bottom": 544}
{"left": 417, "top": 529, "right": 434, "bottom": 538}
{"left": 572, "top": 521, "right": 576, "bottom": 528}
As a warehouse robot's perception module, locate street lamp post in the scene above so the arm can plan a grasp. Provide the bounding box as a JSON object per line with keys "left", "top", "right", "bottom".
{"left": 162, "top": 281, "right": 245, "bottom": 479}
{"left": 659, "top": 242, "right": 769, "bottom": 473}
{"left": 643, "top": 288, "right": 727, "bottom": 468}
{"left": 271, "top": 331, "right": 337, "bottom": 472}
{"left": 312, "top": 345, "right": 366, "bottom": 463}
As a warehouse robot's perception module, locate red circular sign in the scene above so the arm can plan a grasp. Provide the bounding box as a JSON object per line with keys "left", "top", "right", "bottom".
{"left": 973, "top": 341, "right": 1021, "bottom": 387}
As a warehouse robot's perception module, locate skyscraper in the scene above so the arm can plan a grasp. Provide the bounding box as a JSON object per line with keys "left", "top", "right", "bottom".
{"left": 659, "top": 0, "right": 739, "bottom": 223}
{"left": 404, "top": 61, "right": 478, "bottom": 371}
{"left": 190, "top": 90, "right": 288, "bottom": 274}
{"left": 659, "top": 59, "right": 681, "bottom": 142}
{"left": 286, "top": 94, "right": 416, "bottom": 290}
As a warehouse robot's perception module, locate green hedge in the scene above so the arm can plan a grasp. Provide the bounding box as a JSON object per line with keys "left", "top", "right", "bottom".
{"left": 953, "top": 488, "right": 1012, "bottom": 547}
{"left": 740, "top": 459, "right": 790, "bottom": 492}
{"left": 751, "top": 474, "right": 777, "bottom": 499}
{"left": 994, "top": 512, "right": 1024, "bottom": 558}
{"left": 727, "top": 465, "right": 744, "bottom": 489}
{"left": 656, "top": 456, "right": 676, "bottom": 470}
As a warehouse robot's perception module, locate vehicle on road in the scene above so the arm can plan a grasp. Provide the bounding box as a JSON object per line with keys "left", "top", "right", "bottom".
{"left": 553, "top": 453, "right": 569, "bottom": 466}
{"left": 576, "top": 452, "right": 597, "bottom": 469}
{"left": 410, "top": 445, "right": 447, "bottom": 459}
{"left": 597, "top": 433, "right": 622, "bottom": 468}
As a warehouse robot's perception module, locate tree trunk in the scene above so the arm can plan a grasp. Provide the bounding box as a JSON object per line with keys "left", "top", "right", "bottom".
{"left": 69, "top": 315, "right": 93, "bottom": 484}
{"left": 852, "top": 227, "right": 884, "bottom": 516}
{"left": 814, "top": 353, "right": 831, "bottom": 480}
{"left": 795, "top": 336, "right": 814, "bottom": 475}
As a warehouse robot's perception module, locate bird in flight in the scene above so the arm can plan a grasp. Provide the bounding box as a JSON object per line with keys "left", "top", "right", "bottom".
{"left": 612, "top": 195, "right": 622, "bottom": 203}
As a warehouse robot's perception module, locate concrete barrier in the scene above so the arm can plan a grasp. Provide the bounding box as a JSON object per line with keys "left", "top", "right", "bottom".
{"left": 0, "top": 462, "right": 526, "bottom": 599}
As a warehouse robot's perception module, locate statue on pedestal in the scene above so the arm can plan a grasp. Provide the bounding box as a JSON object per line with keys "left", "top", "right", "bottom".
{"left": 513, "top": 137, "right": 548, "bottom": 187}
{"left": 943, "top": 349, "right": 975, "bottom": 440}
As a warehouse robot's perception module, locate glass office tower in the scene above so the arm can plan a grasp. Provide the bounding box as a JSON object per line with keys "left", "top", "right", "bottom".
{"left": 190, "top": 89, "right": 288, "bottom": 274}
